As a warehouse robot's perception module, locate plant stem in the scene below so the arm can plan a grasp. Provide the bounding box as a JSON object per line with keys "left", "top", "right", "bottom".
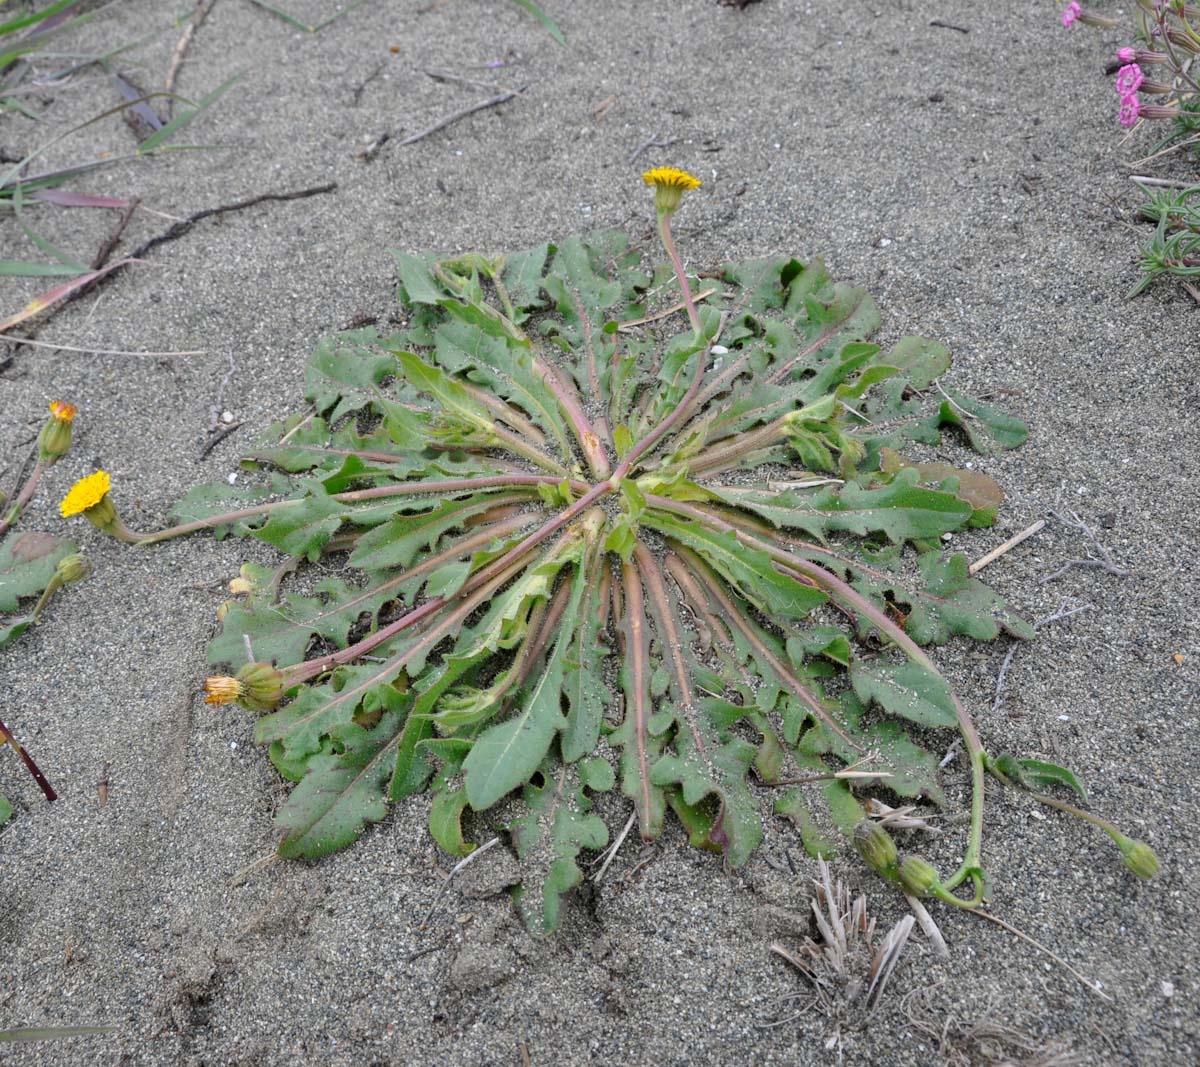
{"left": 30, "top": 576, "right": 62, "bottom": 622}
{"left": 671, "top": 544, "right": 863, "bottom": 753}
{"left": 0, "top": 459, "right": 48, "bottom": 538}
{"left": 285, "top": 483, "right": 613, "bottom": 682}
{"left": 133, "top": 475, "right": 589, "bottom": 546}
{"left": 647, "top": 494, "right": 986, "bottom": 892}
{"left": 0, "top": 715, "right": 56, "bottom": 802}
{"left": 657, "top": 211, "right": 703, "bottom": 338}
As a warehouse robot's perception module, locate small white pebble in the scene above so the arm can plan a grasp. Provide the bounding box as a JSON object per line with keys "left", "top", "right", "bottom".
{"left": 1030, "top": 809, "right": 1046, "bottom": 821}
{"left": 941, "top": 532, "right": 952, "bottom": 541}
{"left": 1162, "top": 981, "right": 1175, "bottom": 998}
{"left": 879, "top": 237, "right": 892, "bottom": 247}
{"left": 1057, "top": 714, "right": 1070, "bottom": 721}
{"left": 226, "top": 472, "right": 238, "bottom": 485}
{"left": 711, "top": 344, "right": 728, "bottom": 355}
{"left": 230, "top": 741, "right": 238, "bottom": 751}
{"left": 221, "top": 410, "right": 234, "bottom": 423}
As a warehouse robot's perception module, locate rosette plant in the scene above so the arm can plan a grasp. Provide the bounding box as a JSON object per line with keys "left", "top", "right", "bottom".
{"left": 108, "top": 170, "right": 1155, "bottom": 932}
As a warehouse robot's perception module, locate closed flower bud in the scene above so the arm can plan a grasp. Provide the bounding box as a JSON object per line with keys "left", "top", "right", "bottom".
{"left": 54, "top": 553, "right": 90, "bottom": 584}
{"left": 854, "top": 820, "right": 899, "bottom": 877}
{"left": 235, "top": 661, "right": 285, "bottom": 712}
{"left": 898, "top": 855, "right": 939, "bottom": 897}
{"left": 1119, "top": 837, "right": 1160, "bottom": 880}
{"left": 37, "top": 401, "right": 76, "bottom": 464}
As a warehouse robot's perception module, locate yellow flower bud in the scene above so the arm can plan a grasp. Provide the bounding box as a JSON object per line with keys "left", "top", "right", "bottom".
{"left": 898, "top": 855, "right": 939, "bottom": 897}
{"left": 54, "top": 553, "right": 90, "bottom": 584}
{"left": 37, "top": 401, "right": 76, "bottom": 464}
{"left": 854, "top": 820, "right": 899, "bottom": 879}
{"left": 1119, "top": 838, "right": 1160, "bottom": 880}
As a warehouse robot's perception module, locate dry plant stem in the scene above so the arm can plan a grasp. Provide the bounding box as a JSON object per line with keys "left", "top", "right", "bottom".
{"left": 650, "top": 495, "right": 986, "bottom": 896}
{"left": 132, "top": 475, "right": 591, "bottom": 545}
{"left": 969, "top": 519, "right": 1046, "bottom": 576}
{"left": 0, "top": 715, "right": 56, "bottom": 801}
{"left": 396, "top": 87, "right": 524, "bottom": 148}
{"left": 969, "top": 909, "right": 1112, "bottom": 1002}
{"left": 0, "top": 458, "right": 47, "bottom": 537}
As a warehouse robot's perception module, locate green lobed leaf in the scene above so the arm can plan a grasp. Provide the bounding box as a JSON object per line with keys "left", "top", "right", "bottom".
{"left": 275, "top": 707, "right": 405, "bottom": 859}
{"left": 509, "top": 763, "right": 608, "bottom": 935}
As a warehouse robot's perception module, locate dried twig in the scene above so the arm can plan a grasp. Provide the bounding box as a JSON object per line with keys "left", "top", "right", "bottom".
{"left": 91, "top": 197, "right": 140, "bottom": 271}
{"left": 969, "top": 518, "right": 1045, "bottom": 575}
{"left": 197, "top": 421, "right": 241, "bottom": 460}
{"left": 421, "top": 836, "right": 501, "bottom": 924}
{"left": 992, "top": 601, "right": 1092, "bottom": 714}
{"left": 164, "top": 0, "right": 218, "bottom": 116}
{"left": 1042, "top": 508, "right": 1128, "bottom": 583}
{"left": 627, "top": 133, "right": 679, "bottom": 165}
{"left": 208, "top": 352, "right": 236, "bottom": 433}
{"left": 592, "top": 810, "right": 636, "bottom": 884}
{"left": 969, "top": 908, "right": 1112, "bottom": 1002}
{"left": 618, "top": 288, "right": 718, "bottom": 331}
{"left": 396, "top": 87, "right": 526, "bottom": 148}
{"left": 0, "top": 338, "right": 203, "bottom": 357}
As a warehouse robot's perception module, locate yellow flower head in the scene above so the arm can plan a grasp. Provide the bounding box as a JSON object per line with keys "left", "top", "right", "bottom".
{"left": 642, "top": 166, "right": 701, "bottom": 216}
{"left": 60, "top": 470, "right": 111, "bottom": 518}
{"left": 204, "top": 676, "right": 244, "bottom": 706}
{"left": 49, "top": 400, "right": 77, "bottom": 422}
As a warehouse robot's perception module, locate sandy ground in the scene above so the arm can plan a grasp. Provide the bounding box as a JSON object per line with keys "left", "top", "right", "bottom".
{"left": 1, "top": 1, "right": 1197, "bottom": 1064}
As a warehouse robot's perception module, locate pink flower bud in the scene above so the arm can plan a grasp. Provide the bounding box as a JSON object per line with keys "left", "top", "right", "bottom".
{"left": 1117, "top": 47, "right": 1137, "bottom": 63}
{"left": 1062, "top": 1, "right": 1082, "bottom": 26}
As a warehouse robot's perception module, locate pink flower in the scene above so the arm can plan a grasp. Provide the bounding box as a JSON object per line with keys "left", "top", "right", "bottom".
{"left": 1117, "top": 47, "right": 1137, "bottom": 63}
{"left": 1119, "top": 94, "right": 1140, "bottom": 127}
{"left": 1115, "top": 63, "right": 1144, "bottom": 95}
{"left": 1062, "top": 2, "right": 1082, "bottom": 26}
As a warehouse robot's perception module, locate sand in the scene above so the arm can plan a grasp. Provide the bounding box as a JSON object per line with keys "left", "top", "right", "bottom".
{"left": 1, "top": 1, "right": 1197, "bottom": 1063}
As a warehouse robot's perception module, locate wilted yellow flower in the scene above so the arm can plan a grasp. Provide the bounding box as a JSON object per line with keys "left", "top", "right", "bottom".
{"left": 60, "top": 470, "right": 111, "bottom": 518}
{"left": 642, "top": 166, "right": 701, "bottom": 215}
{"left": 49, "top": 400, "right": 77, "bottom": 422}
{"left": 203, "top": 676, "right": 243, "bottom": 706}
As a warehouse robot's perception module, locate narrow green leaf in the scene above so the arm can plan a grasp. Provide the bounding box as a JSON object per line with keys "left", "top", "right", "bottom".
{"left": 509, "top": 0, "right": 566, "bottom": 44}
{"left": 137, "top": 73, "right": 241, "bottom": 154}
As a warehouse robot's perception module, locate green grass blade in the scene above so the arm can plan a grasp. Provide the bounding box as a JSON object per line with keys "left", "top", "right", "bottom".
{"left": 0, "top": 261, "right": 86, "bottom": 277}
{"left": 0, "top": 0, "right": 79, "bottom": 37}
{"left": 510, "top": 0, "right": 565, "bottom": 45}
{"left": 0, "top": 1026, "right": 116, "bottom": 1043}
{"left": 245, "top": 0, "right": 373, "bottom": 33}
{"left": 137, "top": 73, "right": 241, "bottom": 155}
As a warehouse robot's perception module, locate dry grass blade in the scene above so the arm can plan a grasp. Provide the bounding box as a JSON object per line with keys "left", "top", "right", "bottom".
{"left": 865, "top": 913, "right": 914, "bottom": 1008}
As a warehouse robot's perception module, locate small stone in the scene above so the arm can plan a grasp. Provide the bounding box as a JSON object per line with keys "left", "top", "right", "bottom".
{"left": 221, "top": 410, "right": 234, "bottom": 424}
{"left": 1162, "top": 980, "right": 1175, "bottom": 998}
